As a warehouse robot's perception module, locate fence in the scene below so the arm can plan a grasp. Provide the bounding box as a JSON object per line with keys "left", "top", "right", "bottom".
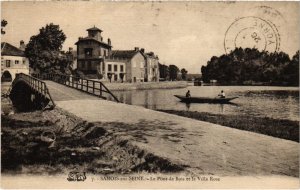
{"left": 14, "top": 73, "right": 56, "bottom": 108}
{"left": 33, "top": 73, "right": 119, "bottom": 102}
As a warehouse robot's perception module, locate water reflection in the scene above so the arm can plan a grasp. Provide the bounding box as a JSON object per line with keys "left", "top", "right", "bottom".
{"left": 111, "top": 86, "right": 299, "bottom": 121}
{"left": 185, "top": 103, "right": 191, "bottom": 111}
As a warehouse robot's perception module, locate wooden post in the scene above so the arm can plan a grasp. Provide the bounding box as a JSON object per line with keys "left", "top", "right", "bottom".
{"left": 71, "top": 76, "right": 74, "bottom": 87}
{"left": 93, "top": 81, "right": 95, "bottom": 94}
{"left": 100, "top": 83, "right": 102, "bottom": 97}
{"left": 43, "top": 84, "right": 46, "bottom": 96}
{"left": 87, "top": 80, "right": 89, "bottom": 92}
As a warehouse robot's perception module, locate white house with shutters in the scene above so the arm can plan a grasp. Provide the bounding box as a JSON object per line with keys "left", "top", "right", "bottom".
{"left": 1, "top": 41, "right": 29, "bottom": 82}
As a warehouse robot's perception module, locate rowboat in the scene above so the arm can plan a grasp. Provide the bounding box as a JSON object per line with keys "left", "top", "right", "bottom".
{"left": 174, "top": 95, "right": 238, "bottom": 104}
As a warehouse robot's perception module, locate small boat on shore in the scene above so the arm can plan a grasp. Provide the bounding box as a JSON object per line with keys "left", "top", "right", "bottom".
{"left": 174, "top": 95, "right": 238, "bottom": 104}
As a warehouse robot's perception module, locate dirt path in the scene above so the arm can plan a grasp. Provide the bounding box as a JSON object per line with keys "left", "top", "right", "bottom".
{"left": 56, "top": 99, "right": 299, "bottom": 177}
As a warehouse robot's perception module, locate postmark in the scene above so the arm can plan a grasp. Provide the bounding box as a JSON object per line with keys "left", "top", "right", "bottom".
{"left": 251, "top": 6, "right": 286, "bottom": 23}
{"left": 224, "top": 16, "right": 280, "bottom": 54}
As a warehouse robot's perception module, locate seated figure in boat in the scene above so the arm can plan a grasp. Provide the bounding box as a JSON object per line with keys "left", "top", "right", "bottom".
{"left": 186, "top": 90, "right": 191, "bottom": 98}
{"left": 218, "top": 90, "right": 225, "bottom": 98}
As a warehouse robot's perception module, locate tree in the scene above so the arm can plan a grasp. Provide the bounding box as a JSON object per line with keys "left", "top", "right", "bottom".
{"left": 159, "top": 63, "right": 169, "bottom": 80}
{"left": 180, "top": 68, "right": 188, "bottom": 80}
{"left": 169, "top": 65, "right": 179, "bottom": 81}
{"left": 201, "top": 47, "right": 296, "bottom": 85}
{"left": 282, "top": 51, "right": 299, "bottom": 86}
{"left": 1, "top": 19, "right": 7, "bottom": 35}
{"left": 25, "top": 23, "right": 69, "bottom": 74}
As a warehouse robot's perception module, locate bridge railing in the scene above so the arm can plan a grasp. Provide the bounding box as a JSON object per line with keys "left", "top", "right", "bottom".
{"left": 14, "top": 73, "right": 56, "bottom": 108}
{"left": 33, "top": 73, "right": 119, "bottom": 103}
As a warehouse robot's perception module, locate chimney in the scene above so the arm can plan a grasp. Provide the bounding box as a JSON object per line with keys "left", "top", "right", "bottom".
{"left": 108, "top": 38, "right": 111, "bottom": 46}
{"left": 19, "top": 40, "right": 25, "bottom": 51}
{"left": 140, "top": 48, "right": 145, "bottom": 53}
{"left": 134, "top": 47, "right": 139, "bottom": 52}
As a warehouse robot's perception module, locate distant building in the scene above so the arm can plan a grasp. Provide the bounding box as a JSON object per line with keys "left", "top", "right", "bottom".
{"left": 104, "top": 59, "right": 126, "bottom": 82}
{"left": 1, "top": 41, "right": 29, "bottom": 82}
{"left": 142, "top": 49, "right": 159, "bottom": 82}
{"left": 66, "top": 47, "right": 77, "bottom": 70}
{"left": 74, "top": 26, "right": 159, "bottom": 83}
{"left": 75, "top": 26, "right": 112, "bottom": 76}
{"left": 106, "top": 48, "right": 146, "bottom": 82}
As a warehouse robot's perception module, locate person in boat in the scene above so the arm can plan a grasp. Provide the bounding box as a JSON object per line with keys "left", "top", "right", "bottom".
{"left": 218, "top": 90, "right": 225, "bottom": 98}
{"left": 186, "top": 90, "right": 191, "bottom": 98}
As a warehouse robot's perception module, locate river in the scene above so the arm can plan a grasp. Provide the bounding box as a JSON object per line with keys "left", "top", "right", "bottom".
{"left": 110, "top": 86, "right": 299, "bottom": 121}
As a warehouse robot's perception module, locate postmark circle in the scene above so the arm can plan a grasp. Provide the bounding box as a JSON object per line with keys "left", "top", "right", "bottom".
{"left": 224, "top": 16, "right": 280, "bottom": 54}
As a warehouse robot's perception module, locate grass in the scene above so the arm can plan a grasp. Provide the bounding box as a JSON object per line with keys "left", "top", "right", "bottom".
{"left": 157, "top": 110, "right": 299, "bottom": 142}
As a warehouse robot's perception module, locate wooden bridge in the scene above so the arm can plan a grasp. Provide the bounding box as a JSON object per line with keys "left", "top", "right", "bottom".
{"left": 10, "top": 73, "right": 119, "bottom": 110}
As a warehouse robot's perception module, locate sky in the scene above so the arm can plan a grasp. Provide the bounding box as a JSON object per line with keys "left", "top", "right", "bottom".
{"left": 2, "top": 1, "right": 299, "bottom": 74}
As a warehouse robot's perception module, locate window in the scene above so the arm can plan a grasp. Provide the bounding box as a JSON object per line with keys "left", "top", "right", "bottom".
{"left": 108, "top": 64, "right": 112, "bottom": 72}
{"left": 104, "top": 50, "right": 107, "bottom": 57}
{"left": 133, "top": 62, "right": 136, "bottom": 68}
{"left": 114, "top": 65, "right": 117, "bottom": 72}
{"left": 84, "top": 48, "right": 93, "bottom": 57}
{"left": 15, "top": 60, "right": 19, "bottom": 64}
{"left": 6, "top": 60, "right": 11, "bottom": 67}
{"left": 140, "top": 62, "right": 144, "bottom": 68}
{"left": 120, "top": 65, "right": 124, "bottom": 72}
{"left": 23, "top": 60, "right": 26, "bottom": 64}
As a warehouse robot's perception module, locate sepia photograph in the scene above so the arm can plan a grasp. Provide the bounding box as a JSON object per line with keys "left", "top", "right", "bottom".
{"left": 1, "top": 1, "right": 299, "bottom": 189}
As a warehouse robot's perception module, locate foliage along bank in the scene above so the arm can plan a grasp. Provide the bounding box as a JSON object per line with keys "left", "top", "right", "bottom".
{"left": 201, "top": 48, "right": 299, "bottom": 86}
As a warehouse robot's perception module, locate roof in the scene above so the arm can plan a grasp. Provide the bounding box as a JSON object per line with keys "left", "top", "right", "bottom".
{"left": 110, "top": 50, "right": 142, "bottom": 59}
{"left": 75, "top": 37, "right": 112, "bottom": 48}
{"left": 86, "top": 26, "right": 103, "bottom": 32}
{"left": 1, "top": 42, "right": 25, "bottom": 57}
{"left": 144, "top": 52, "right": 158, "bottom": 59}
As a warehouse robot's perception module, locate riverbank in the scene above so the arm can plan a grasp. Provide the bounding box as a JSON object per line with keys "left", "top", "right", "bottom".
{"left": 102, "top": 81, "right": 188, "bottom": 91}
{"left": 1, "top": 109, "right": 183, "bottom": 175}
{"left": 157, "top": 110, "right": 299, "bottom": 142}
{"left": 2, "top": 96, "right": 299, "bottom": 181}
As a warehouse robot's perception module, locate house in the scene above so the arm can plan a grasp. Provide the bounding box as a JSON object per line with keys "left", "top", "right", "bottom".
{"left": 75, "top": 26, "right": 112, "bottom": 76}
{"left": 1, "top": 41, "right": 29, "bottom": 82}
{"left": 103, "top": 59, "right": 126, "bottom": 82}
{"left": 142, "top": 49, "right": 160, "bottom": 82}
{"left": 106, "top": 48, "right": 146, "bottom": 82}
{"left": 74, "top": 26, "right": 159, "bottom": 83}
